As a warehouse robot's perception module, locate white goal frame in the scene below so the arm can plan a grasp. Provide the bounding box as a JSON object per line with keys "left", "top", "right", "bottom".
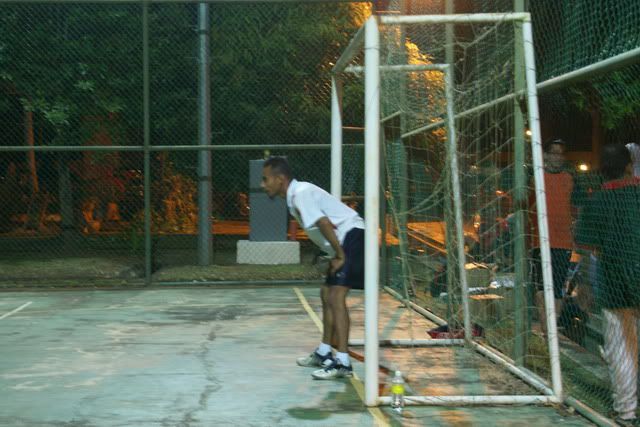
{"left": 331, "top": 13, "right": 562, "bottom": 408}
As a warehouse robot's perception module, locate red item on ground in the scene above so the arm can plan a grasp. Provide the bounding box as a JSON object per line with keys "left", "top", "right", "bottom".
{"left": 427, "top": 323, "right": 484, "bottom": 339}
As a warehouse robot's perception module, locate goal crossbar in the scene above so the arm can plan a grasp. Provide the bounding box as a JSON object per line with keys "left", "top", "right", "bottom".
{"left": 380, "top": 12, "right": 530, "bottom": 25}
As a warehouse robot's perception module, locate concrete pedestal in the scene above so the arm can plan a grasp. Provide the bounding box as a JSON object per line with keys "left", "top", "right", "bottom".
{"left": 236, "top": 240, "right": 300, "bottom": 265}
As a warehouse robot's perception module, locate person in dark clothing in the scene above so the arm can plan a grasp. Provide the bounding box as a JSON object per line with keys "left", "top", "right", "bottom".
{"left": 576, "top": 143, "right": 640, "bottom": 426}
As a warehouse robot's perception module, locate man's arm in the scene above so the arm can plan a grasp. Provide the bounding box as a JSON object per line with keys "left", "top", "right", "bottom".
{"left": 316, "top": 216, "right": 345, "bottom": 274}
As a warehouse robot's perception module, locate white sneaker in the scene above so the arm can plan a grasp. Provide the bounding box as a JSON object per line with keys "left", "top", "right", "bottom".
{"left": 311, "top": 360, "right": 353, "bottom": 380}
{"left": 296, "top": 351, "right": 334, "bottom": 367}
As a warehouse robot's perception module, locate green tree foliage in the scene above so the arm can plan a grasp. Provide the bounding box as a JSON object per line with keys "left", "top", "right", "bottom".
{"left": 530, "top": 0, "right": 640, "bottom": 129}
{"left": 568, "top": 65, "right": 640, "bottom": 129}
{"left": 0, "top": 4, "right": 142, "bottom": 144}
{"left": 210, "top": 2, "right": 365, "bottom": 146}
{"left": 0, "top": 3, "right": 369, "bottom": 222}
{"left": 0, "top": 3, "right": 366, "bottom": 148}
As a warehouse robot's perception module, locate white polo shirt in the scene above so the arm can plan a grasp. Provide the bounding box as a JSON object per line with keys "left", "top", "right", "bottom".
{"left": 286, "top": 179, "right": 364, "bottom": 257}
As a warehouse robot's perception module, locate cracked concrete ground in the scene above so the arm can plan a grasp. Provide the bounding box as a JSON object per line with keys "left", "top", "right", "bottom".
{"left": 0, "top": 287, "right": 593, "bottom": 426}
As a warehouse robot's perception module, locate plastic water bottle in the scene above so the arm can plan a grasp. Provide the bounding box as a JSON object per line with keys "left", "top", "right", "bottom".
{"left": 390, "top": 370, "right": 405, "bottom": 414}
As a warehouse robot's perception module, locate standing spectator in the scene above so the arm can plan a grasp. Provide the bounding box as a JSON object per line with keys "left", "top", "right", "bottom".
{"left": 576, "top": 143, "right": 640, "bottom": 426}
{"left": 570, "top": 167, "right": 604, "bottom": 325}
{"left": 530, "top": 138, "right": 576, "bottom": 336}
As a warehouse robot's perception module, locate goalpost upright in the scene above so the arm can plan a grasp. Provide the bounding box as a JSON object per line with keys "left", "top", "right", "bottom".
{"left": 331, "top": 13, "right": 562, "bottom": 408}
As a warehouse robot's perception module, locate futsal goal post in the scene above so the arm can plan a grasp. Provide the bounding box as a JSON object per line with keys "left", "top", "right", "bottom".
{"left": 332, "top": 13, "right": 561, "bottom": 408}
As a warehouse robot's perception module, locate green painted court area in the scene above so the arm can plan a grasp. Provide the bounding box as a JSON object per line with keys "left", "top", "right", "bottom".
{"left": 1, "top": 287, "right": 593, "bottom": 426}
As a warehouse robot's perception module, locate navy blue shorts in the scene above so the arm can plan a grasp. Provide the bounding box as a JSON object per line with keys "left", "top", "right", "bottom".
{"left": 326, "top": 228, "right": 364, "bottom": 289}
{"left": 531, "top": 248, "right": 572, "bottom": 299}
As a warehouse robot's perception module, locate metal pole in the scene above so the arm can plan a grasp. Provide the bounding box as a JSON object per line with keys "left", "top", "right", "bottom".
{"left": 381, "top": 13, "right": 531, "bottom": 25}
{"left": 333, "top": 24, "right": 366, "bottom": 74}
{"left": 197, "top": 3, "right": 212, "bottom": 266}
{"left": 512, "top": 0, "right": 527, "bottom": 364}
{"left": 443, "top": 0, "right": 459, "bottom": 336}
{"left": 445, "top": 0, "right": 454, "bottom": 66}
{"left": 330, "top": 76, "right": 343, "bottom": 198}
{"left": 346, "top": 64, "right": 499, "bottom": 74}
{"left": 396, "top": 0, "right": 410, "bottom": 301}
{"left": 379, "top": 134, "right": 388, "bottom": 293}
{"left": 537, "top": 45, "right": 640, "bottom": 92}
{"left": 522, "top": 19, "right": 563, "bottom": 400}
{"left": 0, "top": 143, "right": 365, "bottom": 153}
{"left": 363, "top": 16, "right": 380, "bottom": 408}
{"left": 444, "top": 66, "right": 471, "bottom": 342}
{"left": 379, "top": 395, "right": 557, "bottom": 406}
{"left": 400, "top": 46, "right": 640, "bottom": 140}
{"left": 142, "top": 2, "right": 152, "bottom": 285}
{"left": 391, "top": 140, "right": 410, "bottom": 296}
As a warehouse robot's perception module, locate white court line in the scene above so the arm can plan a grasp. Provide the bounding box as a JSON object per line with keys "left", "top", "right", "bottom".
{"left": 0, "top": 301, "right": 32, "bottom": 320}
{"left": 293, "top": 288, "right": 390, "bottom": 427}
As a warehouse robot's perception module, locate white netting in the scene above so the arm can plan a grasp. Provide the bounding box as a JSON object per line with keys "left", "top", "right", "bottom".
{"left": 339, "top": 15, "right": 556, "bottom": 402}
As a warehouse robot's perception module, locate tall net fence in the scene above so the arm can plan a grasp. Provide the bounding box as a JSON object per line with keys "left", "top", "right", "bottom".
{"left": 366, "top": 0, "right": 640, "bottom": 420}
{"left": 0, "top": 2, "right": 369, "bottom": 284}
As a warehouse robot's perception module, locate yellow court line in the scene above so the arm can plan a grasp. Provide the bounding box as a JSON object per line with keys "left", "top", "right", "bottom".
{"left": 293, "top": 287, "right": 390, "bottom": 427}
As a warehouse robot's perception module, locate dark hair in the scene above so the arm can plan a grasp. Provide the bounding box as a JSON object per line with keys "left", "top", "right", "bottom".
{"left": 263, "top": 156, "right": 292, "bottom": 180}
{"left": 543, "top": 138, "right": 566, "bottom": 153}
{"left": 600, "top": 143, "right": 631, "bottom": 180}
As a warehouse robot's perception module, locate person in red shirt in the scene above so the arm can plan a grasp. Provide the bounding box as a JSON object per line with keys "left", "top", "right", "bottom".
{"left": 530, "top": 138, "right": 576, "bottom": 336}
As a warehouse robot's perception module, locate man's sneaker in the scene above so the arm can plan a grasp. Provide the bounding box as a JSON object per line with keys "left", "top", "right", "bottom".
{"left": 615, "top": 416, "right": 640, "bottom": 427}
{"left": 296, "top": 351, "right": 334, "bottom": 368}
{"left": 311, "top": 360, "right": 353, "bottom": 380}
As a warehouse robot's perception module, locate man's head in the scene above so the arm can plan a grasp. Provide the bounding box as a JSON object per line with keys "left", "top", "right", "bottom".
{"left": 601, "top": 143, "right": 632, "bottom": 181}
{"left": 543, "top": 138, "right": 567, "bottom": 172}
{"left": 261, "top": 156, "right": 292, "bottom": 198}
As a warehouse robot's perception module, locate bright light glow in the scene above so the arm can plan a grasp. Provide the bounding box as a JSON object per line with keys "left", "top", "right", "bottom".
{"left": 578, "top": 163, "right": 589, "bottom": 172}
{"left": 525, "top": 129, "right": 532, "bottom": 136}
{"left": 473, "top": 213, "right": 481, "bottom": 231}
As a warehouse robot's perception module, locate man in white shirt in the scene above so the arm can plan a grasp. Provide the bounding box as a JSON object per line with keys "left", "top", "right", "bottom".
{"left": 261, "top": 156, "right": 365, "bottom": 380}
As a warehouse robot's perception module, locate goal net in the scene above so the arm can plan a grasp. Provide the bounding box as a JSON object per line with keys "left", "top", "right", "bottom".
{"left": 334, "top": 13, "right": 561, "bottom": 407}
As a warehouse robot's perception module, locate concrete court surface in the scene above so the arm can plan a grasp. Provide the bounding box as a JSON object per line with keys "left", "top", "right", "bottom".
{"left": 0, "top": 286, "right": 593, "bottom": 427}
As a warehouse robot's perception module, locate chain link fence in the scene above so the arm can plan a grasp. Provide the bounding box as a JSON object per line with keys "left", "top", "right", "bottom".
{"left": 0, "top": 1, "right": 370, "bottom": 285}
{"left": 375, "top": 0, "right": 640, "bottom": 422}
{"left": 2, "top": 0, "right": 640, "bottom": 422}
